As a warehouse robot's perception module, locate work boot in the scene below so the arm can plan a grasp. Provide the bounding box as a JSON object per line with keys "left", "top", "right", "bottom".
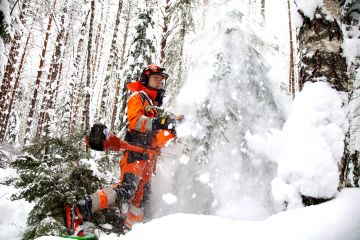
{"left": 121, "top": 224, "right": 132, "bottom": 235}
{"left": 77, "top": 195, "right": 92, "bottom": 219}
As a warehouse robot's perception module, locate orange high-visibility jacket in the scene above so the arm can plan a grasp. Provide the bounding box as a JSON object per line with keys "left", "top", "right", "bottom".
{"left": 126, "top": 81, "right": 174, "bottom": 148}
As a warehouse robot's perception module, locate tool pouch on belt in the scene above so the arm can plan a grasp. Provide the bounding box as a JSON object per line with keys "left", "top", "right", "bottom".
{"left": 87, "top": 123, "right": 109, "bottom": 151}
{"left": 124, "top": 131, "right": 152, "bottom": 161}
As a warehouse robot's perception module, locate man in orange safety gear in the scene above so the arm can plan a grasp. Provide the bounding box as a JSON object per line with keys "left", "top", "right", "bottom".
{"left": 105, "top": 64, "right": 182, "bottom": 232}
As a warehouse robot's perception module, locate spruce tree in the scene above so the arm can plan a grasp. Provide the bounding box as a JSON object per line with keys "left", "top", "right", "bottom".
{"left": 11, "top": 132, "right": 104, "bottom": 239}
{"left": 163, "top": 0, "right": 194, "bottom": 106}
{"left": 117, "top": 2, "right": 157, "bottom": 132}
{"left": 159, "top": 8, "right": 283, "bottom": 216}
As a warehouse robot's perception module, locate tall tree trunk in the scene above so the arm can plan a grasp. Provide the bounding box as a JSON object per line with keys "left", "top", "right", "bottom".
{"left": 160, "top": 0, "right": 170, "bottom": 64}
{"left": 71, "top": 52, "right": 87, "bottom": 132}
{"left": 0, "top": 33, "right": 31, "bottom": 142}
{"left": 67, "top": 10, "right": 89, "bottom": 132}
{"left": 297, "top": 2, "right": 347, "bottom": 92}
{"left": 24, "top": 0, "right": 56, "bottom": 144}
{"left": 98, "top": 0, "right": 123, "bottom": 125}
{"left": 91, "top": 0, "right": 107, "bottom": 87}
{"left": 0, "top": 0, "right": 28, "bottom": 130}
{"left": 111, "top": 0, "right": 132, "bottom": 130}
{"left": 37, "top": 6, "right": 67, "bottom": 137}
{"left": 94, "top": 1, "right": 111, "bottom": 78}
{"left": 287, "top": 0, "right": 295, "bottom": 97}
{"left": 54, "top": 29, "right": 70, "bottom": 106}
{"left": 177, "top": 15, "right": 186, "bottom": 87}
{"left": 339, "top": 0, "right": 360, "bottom": 188}
{"left": 83, "top": 0, "right": 96, "bottom": 133}
{"left": 296, "top": 0, "right": 348, "bottom": 204}
{"left": 261, "top": 0, "right": 265, "bottom": 23}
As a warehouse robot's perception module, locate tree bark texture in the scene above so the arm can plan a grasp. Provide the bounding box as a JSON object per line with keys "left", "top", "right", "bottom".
{"left": 37, "top": 7, "right": 67, "bottom": 137}
{"left": 111, "top": 0, "right": 132, "bottom": 130}
{"left": 296, "top": 0, "right": 349, "bottom": 204}
{"left": 0, "top": 33, "right": 31, "bottom": 142}
{"left": 160, "top": 0, "right": 170, "bottom": 64}
{"left": 68, "top": 10, "right": 89, "bottom": 132}
{"left": 297, "top": 3, "right": 348, "bottom": 92}
{"left": 287, "top": 0, "right": 295, "bottom": 97}
{"left": 0, "top": 0, "right": 28, "bottom": 132}
{"left": 83, "top": 0, "right": 96, "bottom": 132}
{"left": 24, "top": 0, "right": 56, "bottom": 144}
{"left": 339, "top": 0, "right": 360, "bottom": 188}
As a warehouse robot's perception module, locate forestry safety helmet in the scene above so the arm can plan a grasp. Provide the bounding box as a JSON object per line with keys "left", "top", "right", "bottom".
{"left": 140, "top": 64, "right": 169, "bottom": 86}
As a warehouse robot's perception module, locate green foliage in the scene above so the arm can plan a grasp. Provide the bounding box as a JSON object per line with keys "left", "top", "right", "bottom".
{"left": 25, "top": 217, "right": 68, "bottom": 240}
{"left": 163, "top": 0, "right": 195, "bottom": 105}
{"left": 183, "top": 53, "right": 232, "bottom": 164}
{"left": 123, "top": 5, "right": 156, "bottom": 83}
{"left": 118, "top": 4, "right": 157, "bottom": 131}
{"left": 11, "top": 133, "right": 105, "bottom": 239}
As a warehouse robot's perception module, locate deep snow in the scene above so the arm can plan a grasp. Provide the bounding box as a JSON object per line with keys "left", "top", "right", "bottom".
{"left": 34, "top": 188, "right": 360, "bottom": 240}
{"left": 0, "top": 169, "right": 34, "bottom": 240}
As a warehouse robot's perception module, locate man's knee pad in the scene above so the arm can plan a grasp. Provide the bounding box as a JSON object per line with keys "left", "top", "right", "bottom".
{"left": 116, "top": 172, "right": 140, "bottom": 201}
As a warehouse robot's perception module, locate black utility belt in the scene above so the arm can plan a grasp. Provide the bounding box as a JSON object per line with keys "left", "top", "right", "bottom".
{"left": 124, "top": 131, "right": 154, "bottom": 147}
{"left": 126, "top": 150, "right": 149, "bottom": 163}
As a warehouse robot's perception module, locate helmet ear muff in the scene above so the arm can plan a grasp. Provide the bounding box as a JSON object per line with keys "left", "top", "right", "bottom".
{"left": 140, "top": 69, "right": 151, "bottom": 85}
{"left": 140, "top": 65, "right": 169, "bottom": 86}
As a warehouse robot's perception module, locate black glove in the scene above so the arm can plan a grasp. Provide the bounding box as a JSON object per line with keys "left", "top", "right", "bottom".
{"left": 152, "top": 114, "right": 177, "bottom": 131}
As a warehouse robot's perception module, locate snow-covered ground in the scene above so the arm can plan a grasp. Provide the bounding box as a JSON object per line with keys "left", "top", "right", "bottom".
{"left": 0, "top": 168, "right": 34, "bottom": 240}
{"left": 34, "top": 188, "right": 360, "bottom": 240}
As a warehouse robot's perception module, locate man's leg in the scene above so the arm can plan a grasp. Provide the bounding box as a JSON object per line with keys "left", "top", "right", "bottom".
{"left": 116, "top": 152, "right": 147, "bottom": 202}
{"left": 123, "top": 159, "right": 155, "bottom": 230}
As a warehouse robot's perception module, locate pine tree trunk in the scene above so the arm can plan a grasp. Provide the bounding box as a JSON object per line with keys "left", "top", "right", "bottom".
{"left": 160, "top": 0, "right": 170, "bottom": 64}
{"left": 111, "top": 0, "right": 132, "bottom": 130}
{"left": 70, "top": 55, "right": 86, "bottom": 132}
{"left": 0, "top": 0, "right": 28, "bottom": 131}
{"left": 83, "top": 0, "right": 96, "bottom": 133}
{"left": 24, "top": 0, "right": 56, "bottom": 144}
{"left": 37, "top": 7, "right": 66, "bottom": 137}
{"left": 287, "top": 0, "right": 295, "bottom": 97}
{"left": 261, "top": 0, "right": 265, "bottom": 23}
{"left": 67, "top": 10, "right": 89, "bottom": 132}
{"left": 98, "top": 0, "right": 123, "bottom": 125}
{"left": 71, "top": 54, "right": 87, "bottom": 132}
{"left": 54, "top": 29, "right": 70, "bottom": 106}
{"left": 0, "top": 33, "right": 30, "bottom": 142}
{"left": 177, "top": 15, "right": 186, "bottom": 85}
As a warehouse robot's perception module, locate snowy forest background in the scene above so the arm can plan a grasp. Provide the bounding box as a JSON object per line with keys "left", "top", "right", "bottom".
{"left": 0, "top": 0, "right": 360, "bottom": 239}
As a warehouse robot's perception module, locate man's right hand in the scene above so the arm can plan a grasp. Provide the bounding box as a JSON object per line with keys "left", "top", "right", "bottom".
{"left": 152, "top": 114, "right": 177, "bottom": 131}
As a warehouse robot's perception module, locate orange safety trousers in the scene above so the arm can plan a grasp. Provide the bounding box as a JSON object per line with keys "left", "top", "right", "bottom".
{"left": 119, "top": 151, "right": 158, "bottom": 229}
{"left": 120, "top": 152, "right": 156, "bottom": 207}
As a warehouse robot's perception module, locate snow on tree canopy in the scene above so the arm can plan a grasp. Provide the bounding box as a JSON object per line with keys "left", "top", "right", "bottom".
{"left": 295, "top": 0, "right": 323, "bottom": 19}
{"left": 246, "top": 82, "right": 347, "bottom": 207}
{"left": 152, "top": 0, "right": 285, "bottom": 221}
